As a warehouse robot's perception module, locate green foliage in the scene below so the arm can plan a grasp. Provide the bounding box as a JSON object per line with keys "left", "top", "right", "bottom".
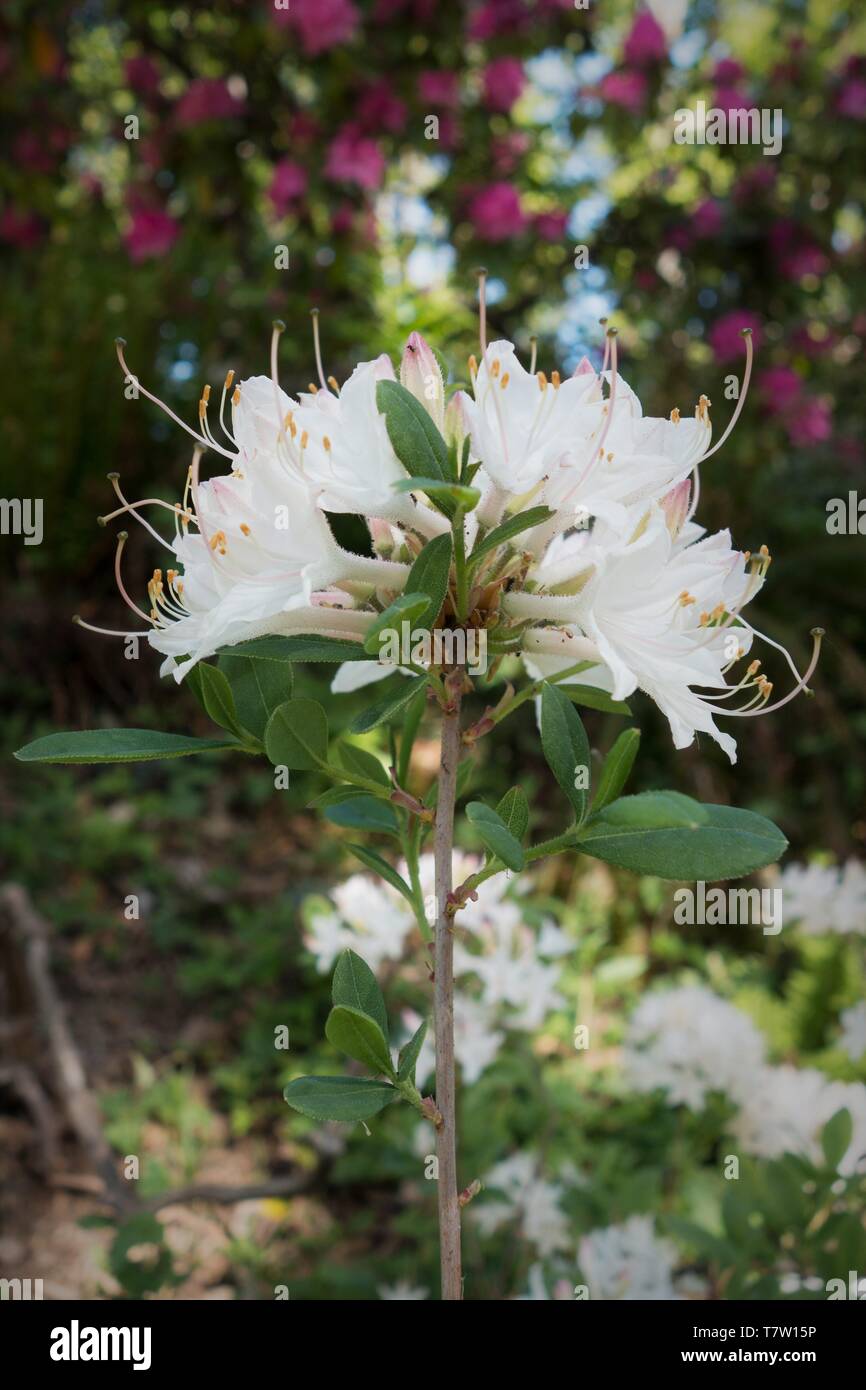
{"left": 540, "top": 681, "right": 592, "bottom": 824}
{"left": 264, "top": 698, "right": 329, "bottom": 770}
{"left": 466, "top": 799, "right": 525, "bottom": 871}
{"left": 13, "top": 728, "right": 240, "bottom": 763}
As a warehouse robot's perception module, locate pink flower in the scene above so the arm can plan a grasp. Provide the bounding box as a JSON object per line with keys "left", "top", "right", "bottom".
{"left": 357, "top": 79, "right": 407, "bottom": 133}
{"left": 757, "top": 366, "right": 803, "bottom": 412}
{"left": 0, "top": 206, "right": 43, "bottom": 248}
{"left": 269, "top": 159, "right": 308, "bottom": 215}
{"left": 769, "top": 220, "right": 828, "bottom": 279}
{"left": 691, "top": 199, "right": 724, "bottom": 239}
{"left": 467, "top": 182, "right": 527, "bottom": 241}
{"left": 838, "top": 78, "right": 866, "bottom": 119}
{"left": 331, "top": 202, "right": 356, "bottom": 236}
{"left": 482, "top": 57, "right": 525, "bottom": 113}
{"left": 623, "top": 10, "right": 667, "bottom": 67}
{"left": 279, "top": 0, "right": 359, "bottom": 55}
{"left": 732, "top": 164, "right": 776, "bottom": 204}
{"left": 491, "top": 130, "right": 530, "bottom": 173}
{"left": 418, "top": 70, "right": 460, "bottom": 108}
{"left": 469, "top": 1, "right": 528, "bottom": 41}
{"left": 713, "top": 58, "right": 744, "bottom": 84}
{"left": 325, "top": 125, "right": 385, "bottom": 190}
{"left": 786, "top": 396, "right": 832, "bottom": 446}
{"left": 534, "top": 209, "right": 569, "bottom": 241}
{"left": 124, "top": 206, "right": 180, "bottom": 263}
{"left": 175, "top": 78, "right": 244, "bottom": 127}
{"left": 708, "top": 310, "right": 763, "bottom": 363}
{"left": 599, "top": 69, "right": 648, "bottom": 113}
{"left": 125, "top": 55, "right": 161, "bottom": 96}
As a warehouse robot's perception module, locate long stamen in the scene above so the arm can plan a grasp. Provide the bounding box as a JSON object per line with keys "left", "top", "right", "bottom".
{"left": 310, "top": 308, "right": 328, "bottom": 391}
{"left": 100, "top": 476, "right": 180, "bottom": 551}
{"left": 219, "top": 370, "right": 237, "bottom": 445}
{"left": 113, "top": 532, "right": 152, "bottom": 624}
{"left": 699, "top": 327, "right": 754, "bottom": 464}
{"left": 529, "top": 335, "right": 538, "bottom": 375}
{"left": 477, "top": 267, "right": 488, "bottom": 355}
{"left": 73, "top": 615, "right": 149, "bottom": 638}
{"left": 724, "top": 628, "right": 824, "bottom": 717}
{"left": 114, "top": 339, "right": 233, "bottom": 460}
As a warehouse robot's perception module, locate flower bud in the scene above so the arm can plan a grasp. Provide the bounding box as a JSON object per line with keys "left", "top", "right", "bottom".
{"left": 400, "top": 331, "right": 444, "bottom": 432}
{"left": 444, "top": 389, "right": 470, "bottom": 454}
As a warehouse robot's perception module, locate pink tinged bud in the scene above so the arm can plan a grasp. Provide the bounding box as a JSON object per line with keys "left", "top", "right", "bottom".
{"left": 661, "top": 478, "right": 691, "bottom": 538}
{"left": 573, "top": 355, "right": 596, "bottom": 377}
{"left": 372, "top": 353, "right": 396, "bottom": 382}
{"left": 400, "top": 332, "right": 445, "bottom": 431}
{"left": 367, "top": 516, "right": 393, "bottom": 554}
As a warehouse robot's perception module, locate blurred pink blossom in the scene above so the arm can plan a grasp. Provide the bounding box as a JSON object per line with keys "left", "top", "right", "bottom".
{"left": 125, "top": 55, "right": 161, "bottom": 96}
{"left": 175, "top": 78, "right": 245, "bottom": 127}
{"left": 757, "top": 366, "right": 803, "bottom": 412}
{"left": 0, "top": 206, "right": 43, "bottom": 248}
{"left": 769, "top": 220, "right": 828, "bottom": 279}
{"left": 624, "top": 10, "right": 667, "bottom": 67}
{"left": 691, "top": 199, "right": 724, "bottom": 239}
{"left": 358, "top": 80, "right": 408, "bottom": 133}
{"left": 124, "top": 205, "right": 180, "bottom": 262}
{"left": 838, "top": 77, "right": 866, "bottom": 119}
{"left": 482, "top": 57, "right": 525, "bottom": 112}
{"left": 469, "top": 1, "right": 528, "bottom": 41}
{"left": 325, "top": 125, "right": 385, "bottom": 189}
{"left": 708, "top": 310, "right": 763, "bottom": 363}
{"left": 269, "top": 159, "right": 309, "bottom": 215}
{"left": 786, "top": 396, "right": 832, "bottom": 446}
{"left": 534, "top": 209, "right": 569, "bottom": 241}
{"left": 418, "top": 70, "right": 460, "bottom": 107}
{"left": 492, "top": 130, "right": 531, "bottom": 173}
{"left": 276, "top": 0, "right": 359, "bottom": 54}
{"left": 467, "top": 182, "right": 528, "bottom": 241}
{"left": 599, "top": 69, "right": 648, "bottom": 113}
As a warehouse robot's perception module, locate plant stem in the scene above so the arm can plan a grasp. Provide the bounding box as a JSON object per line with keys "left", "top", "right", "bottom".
{"left": 434, "top": 680, "right": 463, "bottom": 1300}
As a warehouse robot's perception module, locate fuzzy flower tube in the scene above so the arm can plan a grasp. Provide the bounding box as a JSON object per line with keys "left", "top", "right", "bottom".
{"left": 15, "top": 278, "right": 820, "bottom": 1300}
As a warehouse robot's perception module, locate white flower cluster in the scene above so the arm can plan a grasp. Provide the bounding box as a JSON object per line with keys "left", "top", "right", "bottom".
{"left": 104, "top": 321, "right": 816, "bottom": 763}
{"left": 578, "top": 1215, "right": 683, "bottom": 1301}
{"left": 622, "top": 983, "right": 866, "bottom": 1175}
{"left": 780, "top": 860, "right": 866, "bottom": 936}
{"left": 473, "top": 1152, "right": 572, "bottom": 1259}
{"left": 304, "top": 853, "right": 569, "bottom": 1084}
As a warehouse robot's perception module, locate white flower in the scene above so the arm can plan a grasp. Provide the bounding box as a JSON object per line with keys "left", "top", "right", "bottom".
{"left": 412, "top": 995, "right": 506, "bottom": 1086}
{"left": 731, "top": 1065, "right": 866, "bottom": 1175}
{"left": 622, "top": 985, "right": 766, "bottom": 1110}
{"left": 460, "top": 340, "right": 600, "bottom": 495}
{"left": 839, "top": 1002, "right": 866, "bottom": 1063}
{"left": 377, "top": 1280, "right": 429, "bottom": 1300}
{"left": 304, "top": 875, "right": 414, "bottom": 974}
{"left": 781, "top": 861, "right": 866, "bottom": 935}
{"left": 578, "top": 1216, "right": 681, "bottom": 1300}
{"left": 475, "top": 1152, "right": 570, "bottom": 1258}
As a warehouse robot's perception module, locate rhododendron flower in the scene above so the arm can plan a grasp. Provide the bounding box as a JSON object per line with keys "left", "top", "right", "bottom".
{"left": 325, "top": 124, "right": 386, "bottom": 190}
{"left": 175, "top": 78, "right": 245, "bottom": 127}
{"left": 482, "top": 57, "right": 525, "bottom": 113}
{"left": 278, "top": 0, "right": 359, "bottom": 55}
{"left": 123, "top": 206, "right": 180, "bottom": 262}
{"left": 599, "top": 70, "right": 649, "bottom": 113}
{"left": 418, "top": 70, "right": 460, "bottom": 107}
{"left": 467, "top": 183, "right": 528, "bottom": 241}
{"left": 708, "top": 310, "right": 763, "bottom": 362}
{"left": 623, "top": 10, "right": 667, "bottom": 67}
{"left": 268, "top": 159, "right": 309, "bottom": 215}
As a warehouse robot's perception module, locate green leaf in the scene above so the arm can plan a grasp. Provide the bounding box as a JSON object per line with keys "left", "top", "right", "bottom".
{"left": 468, "top": 505, "right": 554, "bottom": 571}
{"left": 14, "top": 729, "right": 240, "bottom": 764}
{"left": 219, "top": 649, "right": 293, "bottom": 740}
{"left": 284, "top": 1075, "right": 396, "bottom": 1123}
{"left": 466, "top": 800, "right": 525, "bottom": 871}
{"left": 593, "top": 728, "right": 641, "bottom": 812}
{"left": 345, "top": 844, "right": 417, "bottom": 909}
{"left": 576, "top": 793, "right": 788, "bottom": 880}
{"left": 219, "top": 635, "right": 368, "bottom": 664}
{"left": 821, "top": 1108, "right": 853, "bottom": 1170}
{"left": 403, "top": 533, "right": 453, "bottom": 629}
{"left": 398, "top": 1019, "right": 428, "bottom": 1083}
{"left": 333, "top": 741, "right": 390, "bottom": 788}
{"left": 363, "top": 594, "right": 434, "bottom": 657}
{"left": 309, "top": 785, "right": 369, "bottom": 810}
{"left": 392, "top": 476, "right": 480, "bottom": 509}
{"left": 331, "top": 949, "right": 389, "bottom": 1041}
{"left": 376, "top": 379, "right": 449, "bottom": 482}
{"left": 264, "top": 699, "right": 329, "bottom": 770}
{"left": 348, "top": 675, "right": 427, "bottom": 735}
{"left": 196, "top": 663, "right": 247, "bottom": 740}
{"left": 323, "top": 796, "right": 400, "bottom": 836}
{"left": 496, "top": 786, "right": 529, "bottom": 843}
{"left": 540, "top": 682, "right": 591, "bottom": 823}
{"left": 325, "top": 1005, "right": 395, "bottom": 1077}
{"left": 561, "top": 685, "right": 631, "bottom": 716}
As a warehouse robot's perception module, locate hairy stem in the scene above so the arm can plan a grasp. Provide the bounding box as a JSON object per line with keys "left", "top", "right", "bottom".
{"left": 434, "top": 681, "right": 463, "bottom": 1300}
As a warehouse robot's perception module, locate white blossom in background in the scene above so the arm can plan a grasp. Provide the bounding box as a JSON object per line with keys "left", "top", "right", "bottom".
{"left": 731, "top": 1065, "right": 866, "bottom": 1175}
{"left": 517, "top": 1264, "right": 575, "bottom": 1301}
{"left": 578, "top": 1216, "right": 681, "bottom": 1301}
{"left": 622, "top": 985, "right": 766, "bottom": 1109}
{"left": 474, "top": 1152, "right": 571, "bottom": 1258}
{"left": 780, "top": 860, "right": 866, "bottom": 935}
{"left": 839, "top": 1002, "right": 866, "bottom": 1063}
{"left": 305, "top": 853, "right": 570, "bottom": 1084}
{"left": 377, "top": 1280, "right": 429, "bottom": 1300}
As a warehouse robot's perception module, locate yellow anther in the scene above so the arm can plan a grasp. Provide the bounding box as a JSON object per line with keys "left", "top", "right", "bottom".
{"left": 327, "top": 375, "right": 340, "bottom": 393}
{"left": 747, "top": 660, "right": 761, "bottom": 675}
{"left": 537, "top": 371, "right": 548, "bottom": 390}
{"left": 670, "top": 407, "right": 681, "bottom": 424}
{"left": 679, "top": 590, "right": 696, "bottom": 606}
{"left": 240, "top": 523, "right": 251, "bottom": 537}
{"left": 308, "top": 383, "right": 318, "bottom": 394}
{"left": 301, "top": 430, "right": 309, "bottom": 449}
{"left": 323, "top": 435, "right": 332, "bottom": 451}
{"left": 500, "top": 373, "right": 510, "bottom": 389}
{"left": 202, "top": 384, "right": 211, "bottom": 404}
{"left": 224, "top": 370, "right": 235, "bottom": 390}
{"left": 491, "top": 359, "right": 500, "bottom": 378}
{"left": 468, "top": 354, "right": 478, "bottom": 375}
{"left": 551, "top": 370, "right": 561, "bottom": 388}
{"left": 232, "top": 387, "right": 241, "bottom": 406}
